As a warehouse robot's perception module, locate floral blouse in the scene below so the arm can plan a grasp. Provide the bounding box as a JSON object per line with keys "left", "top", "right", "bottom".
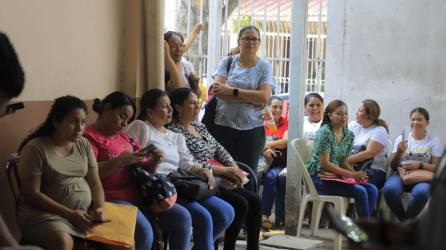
{"left": 168, "top": 121, "right": 237, "bottom": 169}
{"left": 305, "top": 124, "right": 355, "bottom": 176}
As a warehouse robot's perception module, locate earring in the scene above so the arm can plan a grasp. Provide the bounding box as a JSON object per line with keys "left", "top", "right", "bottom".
{"left": 178, "top": 113, "right": 182, "bottom": 118}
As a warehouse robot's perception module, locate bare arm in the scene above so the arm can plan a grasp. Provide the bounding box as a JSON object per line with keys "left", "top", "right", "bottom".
{"left": 86, "top": 168, "right": 105, "bottom": 210}
{"left": 320, "top": 153, "right": 367, "bottom": 181}
{"left": 164, "top": 41, "right": 186, "bottom": 90}
{"left": 97, "top": 151, "right": 144, "bottom": 180}
{"left": 422, "top": 156, "right": 441, "bottom": 172}
{"left": 390, "top": 140, "right": 408, "bottom": 170}
{"left": 0, "top": 215, "right": 18, "bottom": 247}
{"left": 213, "top": 76, "right": 272, "bottom": 105}
{"left": 183, "top": 23, "right": 204, "bottom": 52}
{"left": 265, "top": 131, "right": 288, "bottom": 150}
{"left": 345, "top": 140, "right": 384, "bottom": 165}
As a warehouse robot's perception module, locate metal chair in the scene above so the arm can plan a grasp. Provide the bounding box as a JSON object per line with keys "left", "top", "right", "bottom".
{"left": 236, "top": 161, "right": 259, "bottom": 193}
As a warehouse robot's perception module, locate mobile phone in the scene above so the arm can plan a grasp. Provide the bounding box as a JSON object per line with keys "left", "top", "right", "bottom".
{"left": 92, "top": 219, "right": 112, "bottom": 225}
{"left": 140, "top": 144, "right": 157, "bottom": 157}
{"left": 401, "top": 128, "right": 406, "bottom": 141}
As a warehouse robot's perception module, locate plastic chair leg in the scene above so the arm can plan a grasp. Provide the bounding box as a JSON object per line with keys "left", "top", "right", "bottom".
{"left": 310, "top": 200, "right": 323, "bottom": 236}
{"left": 297, "top": 196, "right": 310, "bottom": 237}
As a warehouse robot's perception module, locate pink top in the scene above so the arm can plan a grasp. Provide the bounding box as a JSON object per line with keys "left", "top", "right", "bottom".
{"left": 84, "top": 125, "right": 141, "bottom": 203}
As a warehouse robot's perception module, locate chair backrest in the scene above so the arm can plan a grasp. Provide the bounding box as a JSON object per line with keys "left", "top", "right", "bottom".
{"left": 236, "top": 161, "right": 259, "bottom": 193}
{"left": 384, "top": 139, "right": 394, "bottom": 176}
{"left": 291, "top": 138, "right": 318, "bottom": 196}
{"left": 5, "top": 153, "right": 20, "bottom": 209}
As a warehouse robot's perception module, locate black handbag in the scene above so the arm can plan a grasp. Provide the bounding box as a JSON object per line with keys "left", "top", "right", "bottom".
{"left": 351, "top": 145, "right": 374, "bottom": 175}
{"left": 128, "top": 138, "right": 177, "bottom": 212}
{"left": 168, "top": 168, "right": 216, "bottom": 202}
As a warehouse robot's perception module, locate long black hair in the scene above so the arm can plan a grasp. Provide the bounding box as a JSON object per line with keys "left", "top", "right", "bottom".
{"left": 137, "top": 89, "right": 168, "bottom": 120}
{"left": 18, "top": 96, "right": 87, "bottom": 152}
{"left": 170, "top": 87, "right": 193, "bottom": 120}
{"left": 0, "top": 32, "right": 24, "bottom": 99}
{"left": 92, "top": 91, "right": 136, "bottom": 120}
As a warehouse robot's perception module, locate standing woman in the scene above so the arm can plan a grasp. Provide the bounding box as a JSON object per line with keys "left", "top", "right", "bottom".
{"left": 17, "top": 96, "right": 111, "bottom": 250}
{"left": 212, "top": 25, "right": 273, "bottom": 173}
{"left": 84, "top": 91, "right": 192, "bottom": 250}
{"left": 305, "top": 100, "right": 378, "bottom": 218}
{"left": 383, "top": 107, "right": 443, "bottom": 221}
{"left": 346, "top": 99, "right": 389, "bottom": 189}
{"left": 126, "top": 89, "right": 234, "bottom": 250}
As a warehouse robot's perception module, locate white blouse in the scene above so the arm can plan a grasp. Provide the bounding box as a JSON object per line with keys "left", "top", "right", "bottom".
{"left": 125, "top": 120, "right": 198, "bottom": 175}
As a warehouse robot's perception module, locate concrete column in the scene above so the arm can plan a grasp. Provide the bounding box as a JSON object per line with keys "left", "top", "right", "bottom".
{"left": 285, "top": 0, "right": 308, "bottom": 235}
{"left": 145, "top": 0, "right": 165, "bottom": 90}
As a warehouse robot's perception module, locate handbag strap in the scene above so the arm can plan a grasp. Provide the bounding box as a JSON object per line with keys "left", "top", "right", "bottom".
{"left": 129, "top": 137, "right": 138, "bottom": 153}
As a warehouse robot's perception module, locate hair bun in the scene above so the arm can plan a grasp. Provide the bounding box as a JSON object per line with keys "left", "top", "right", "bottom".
{"left": 92, "top": 98, "right": 102, "bottom": 113}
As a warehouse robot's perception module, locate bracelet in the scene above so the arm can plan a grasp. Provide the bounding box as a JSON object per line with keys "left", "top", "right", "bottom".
{"left": 419, "top": 162, "right": 424, "bottom": 169}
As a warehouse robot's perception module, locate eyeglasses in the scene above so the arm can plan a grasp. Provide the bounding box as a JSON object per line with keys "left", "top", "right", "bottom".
{"left": 169, "top": 44, "right": 185, "bottom": 50}
{"left": 240, "top": 37, "right": 260, "bottom": 44}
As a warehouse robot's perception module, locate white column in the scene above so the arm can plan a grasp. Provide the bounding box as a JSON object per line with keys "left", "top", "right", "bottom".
{"left": 146, "top": 0, "right": 165, "bottom": 90}
{"left": 206, "top": 0, "right": 223, "bottom": 87}
{"left": 285, "top": 0, "right": 308, "bottom": 235}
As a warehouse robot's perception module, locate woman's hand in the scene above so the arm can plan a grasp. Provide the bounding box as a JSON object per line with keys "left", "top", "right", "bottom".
{"left": 263, "top": 148, "right": 278, "bottom": 162}
{"left": 213, "top": 82, "right": 233, "bottom": 96}
{"left": 117, "top": 151, "right": 144, "bottom": 166}
{"left": 164, "top": 41, "right": 174, "bottom": 64}
{"left": 401, "top": 161, "right": 422, "bottom": 171}
{"left": 396, "top": 140, "right": 408, "bottom": 155}
{"left": 143, "top": 149, "right": 164, "bottom": 172}
{"left": 88, "top": 207, "right": 105, "bottom": 223}
{"left": 68, "top": 210, "right": 92, "bottom": 232}
{"left": 199, "top": 168, "right": 216, "bottom": 190}
{"left": 223, "top": 166, "right": 243, "bottom": 185}
{"left": 352, "top": 171, "right": 368, "bottom": 182}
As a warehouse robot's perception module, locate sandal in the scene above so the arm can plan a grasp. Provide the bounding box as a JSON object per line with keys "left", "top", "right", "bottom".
{"left": 261, "top": 217, "right": 273, "bottom": 230}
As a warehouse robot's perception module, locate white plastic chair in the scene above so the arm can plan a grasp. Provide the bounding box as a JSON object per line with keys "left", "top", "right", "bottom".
{"left": 291, "top": 138, "right": 350, "bottom": 250}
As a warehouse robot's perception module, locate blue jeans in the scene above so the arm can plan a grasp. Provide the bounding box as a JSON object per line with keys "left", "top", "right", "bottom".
{"left": 311, "top": 176, "right": 378, "bottom": 218}
{"left": 157, "top": 204, "right": 193, "bottom": 250}
{"left": 179, "top": 196, "right": 235, "bottom": 250}
{"left": 261, "top": 165, "right": 285, "bottom": 216}
{"left": 112, "top": 200, "right": 154, "bottom": 250}
{"left": 383, "top": 174, "right": 430, "bottom": 221}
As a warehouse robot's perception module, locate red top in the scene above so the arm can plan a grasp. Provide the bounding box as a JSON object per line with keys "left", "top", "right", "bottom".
{"left": 84, "top": 125, "right": 141, "bottom": 203}
{"left": 265, "top": 117, "right": 288, "bottom": 139}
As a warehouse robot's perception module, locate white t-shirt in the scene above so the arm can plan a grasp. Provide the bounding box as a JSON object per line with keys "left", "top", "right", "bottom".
{"left": 392, "top": 132, "right": 444, "bottom": 164}
{"left": 125, "top": 120, "right": 198, "bottom": 175}
{"left": 348, "top": 121, "right": 388, "bottom": 172}
{"left": 303, "top": 116, "right": 322, "bottom": 140}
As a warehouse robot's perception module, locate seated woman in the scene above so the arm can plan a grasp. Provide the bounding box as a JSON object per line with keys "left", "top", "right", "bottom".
{"left": 262, "top": 93, "right": 324, "bottom": 229}
{"left": 84, "top": 91, "right": 195, "bottom": 250}
{"left": 258, "top": 96, "right": 288, "bottom": 230}
{"left": 303, "top": 93, "right": 324, "bottom": 140}
{"left": 305, "top": 100, "right": 378, "bottom": 218}
{"left": 126, "top": 89, "right": 234, "bottom": 250}
{"left": 168, "top": 88, "right": 261, "bottom": 250}
{"left": 383, "top": 107, "right": 443, "bottom": 221}
{"left": 164, "top": 31, "right": 201, "bottom": 96}
{"left": 17, "top": 96, "right": 127, "bottom": 250}
{"left": 346, "top": 99, "right": 389, "bottom": 189}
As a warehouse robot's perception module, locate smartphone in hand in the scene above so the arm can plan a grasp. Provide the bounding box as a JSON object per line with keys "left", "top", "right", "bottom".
{"left": 140, "top": 144, "right": 157, "bottom": 157}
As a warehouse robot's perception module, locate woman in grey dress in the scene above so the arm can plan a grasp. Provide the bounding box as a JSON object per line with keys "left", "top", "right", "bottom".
{"left": 17, "top": 96, "right": 122, "bottom": 250}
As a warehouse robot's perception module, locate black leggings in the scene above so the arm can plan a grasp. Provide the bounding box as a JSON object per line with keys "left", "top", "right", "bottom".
{"left": 213, "top": 125, "right": 266, "bottom": 173}
{"left": 217, "top": 188, "right": 261, "bottom": 250}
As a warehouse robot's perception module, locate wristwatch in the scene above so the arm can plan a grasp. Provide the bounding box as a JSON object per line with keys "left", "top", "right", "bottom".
{"left": 232, "top": 88, "right": 239, "bottom": 97}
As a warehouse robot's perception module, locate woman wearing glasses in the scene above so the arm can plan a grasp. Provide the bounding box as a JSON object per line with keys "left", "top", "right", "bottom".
{"left": 211, "top": 25, "right": 273, "bottom": 175}
{"left": 164, "top": 31, "right": 201, "bottom": 97}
